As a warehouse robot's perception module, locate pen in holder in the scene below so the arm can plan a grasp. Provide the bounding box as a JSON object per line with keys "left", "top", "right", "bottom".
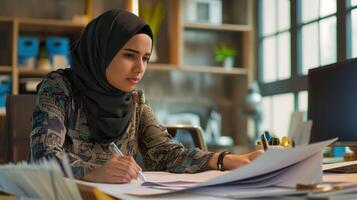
{"left": 256, "top": 134, "right": 294, "bottom": 150}
{"left": 260, "top": 133, "right": 269, "bottom": 151}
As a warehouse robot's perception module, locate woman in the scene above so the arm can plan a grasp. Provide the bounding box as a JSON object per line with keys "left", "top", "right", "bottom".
{"left": 29, "top": 9, "right": 263, "bottom": 183}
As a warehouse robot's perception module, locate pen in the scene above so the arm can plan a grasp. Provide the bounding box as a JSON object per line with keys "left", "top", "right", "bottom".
{"left": 109, "top": 142, "right": 147, "bottom": 182}
{"left": 261, "top": 133, "right": 269, "bottom": 151}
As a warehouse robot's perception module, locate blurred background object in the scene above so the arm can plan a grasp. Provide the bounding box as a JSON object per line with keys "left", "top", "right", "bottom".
{"left": 242, "top": 81, "right": 262, "bottom": 146}
{"left": 185, "top": 0, "right": 222, "bottom": 24}
{"left": 139, "top": 0, "right": 165, "bottom": 62}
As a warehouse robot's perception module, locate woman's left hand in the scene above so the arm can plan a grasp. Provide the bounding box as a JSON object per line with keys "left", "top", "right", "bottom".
{"left": 223, "top": 150, "right": 264, "bottom": 170}
{"left": 209, "top": 150, "right": 264, "bottom": 170}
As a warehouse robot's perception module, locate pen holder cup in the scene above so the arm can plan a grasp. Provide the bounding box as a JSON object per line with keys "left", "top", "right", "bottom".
{"left": 256, "top": 144, "right": 285, "bottom": 150}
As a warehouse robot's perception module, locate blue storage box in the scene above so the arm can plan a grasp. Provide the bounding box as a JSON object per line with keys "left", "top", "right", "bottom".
{"left": 333, "top": 146, "right": 346, "bottom": 157}
{"left": 18, "top": 37, "right": 39, "bottom": 68}
{"left": 45, "top": 37, "right": 70, "bottom": 56}
{"left": 0, "top": 76, "right": 11, "bottom": 107}
{"left": 18, "top": 37, "right": 40, "bottom": 57}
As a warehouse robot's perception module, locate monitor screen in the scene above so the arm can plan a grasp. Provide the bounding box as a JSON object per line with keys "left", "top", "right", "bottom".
{"left": 308, "top": 58, "right": 357, "bottom": 146}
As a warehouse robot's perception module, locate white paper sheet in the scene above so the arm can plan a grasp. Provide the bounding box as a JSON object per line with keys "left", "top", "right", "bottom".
{"left": 144, "top": 170, "right": 227, "bottom": 183}
{"left": 197, "top": 138, "right": 335, "bottom": 188}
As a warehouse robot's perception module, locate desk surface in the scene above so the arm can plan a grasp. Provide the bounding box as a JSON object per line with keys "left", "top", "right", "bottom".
{"left": 76, "top": 152, "right": 357, "bottom": 200}
{"left": 76, "top": 170, "right": 357, "bottom": 200}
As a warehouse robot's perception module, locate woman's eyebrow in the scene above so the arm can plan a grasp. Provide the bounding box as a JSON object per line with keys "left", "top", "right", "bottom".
{"left": 123, "top": 48, "right": 151, "bottom": 56}
{"left": 123, "top": 48, "right": 139, "bottom": 54}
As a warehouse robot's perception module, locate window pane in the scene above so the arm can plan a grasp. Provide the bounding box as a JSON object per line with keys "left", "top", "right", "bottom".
{"left": 278, "top": 0, "right": 290, "bottom": 31}
{"left": 302, "top": 22, "right": 319, "bottom": 74}
{"left": 352, "top": 9, "right": 357, "bottom": 58}
{"left": 320, "top": 0, "right": 336, "bottom": 17}
{"left": 320, "top": 17, "right": 336, "bottom": 66}
{"left": 277, "top": 32, "right": 291, "bottom": 80}
{"left": 298, "top": 91, "right": 308, "bottom": 113}
{"left": 302, "top": 0, "right": 319, "bottom": 23}
{"left": 262, "top": 0, "right": 276, "bottom": 35}
{"left": 352, "top": 0, "right": 357, "bottom": 6}
{"left": 261, "top": 96, "right": 272, "bottom": 134}
{"left": 272, "top": 93, "right": 294, "bottom": 138}
{"left": 263, "top": 37, "right": 277, "bottom": 82}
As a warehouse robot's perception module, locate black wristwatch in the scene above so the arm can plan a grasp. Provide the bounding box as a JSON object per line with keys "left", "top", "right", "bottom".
{"left": 217, "top": 151, "right": 231, "bottom": 171}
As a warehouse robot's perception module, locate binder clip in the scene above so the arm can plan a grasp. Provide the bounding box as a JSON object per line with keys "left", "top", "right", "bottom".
{"left": 280, "top": 136, "right": 294, "bottom": 148}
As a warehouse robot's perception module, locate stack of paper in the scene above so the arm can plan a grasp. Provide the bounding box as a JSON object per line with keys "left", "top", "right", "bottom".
{"left": 141, "top": 138, "right": 336, "bottom": 190}
{"left": 0, "top": 157, "right": 82, "bottom": 200}
{"left": 76, "top": 138, "right": 337, "bottom": 199}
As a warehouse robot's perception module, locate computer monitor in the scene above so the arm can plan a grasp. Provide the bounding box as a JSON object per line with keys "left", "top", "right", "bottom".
{"left": 308, "top": 58, "right": 357, "bottom": 146}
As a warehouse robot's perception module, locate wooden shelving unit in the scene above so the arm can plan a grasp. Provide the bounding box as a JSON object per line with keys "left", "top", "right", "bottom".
{"left": 176, "top": 0, "right": 254, "bottom": 144}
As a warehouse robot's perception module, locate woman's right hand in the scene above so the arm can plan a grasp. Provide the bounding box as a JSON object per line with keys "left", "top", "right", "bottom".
{"left": 82, "top": 155, "right": 142, "bottom": 183}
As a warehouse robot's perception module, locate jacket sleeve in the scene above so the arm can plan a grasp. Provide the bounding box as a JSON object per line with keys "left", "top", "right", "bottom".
{"left": 138, "top": 103, "right": 214, "bottom": 173}
{"left": 29, "top": 74, "right": 98, "bottom": 179}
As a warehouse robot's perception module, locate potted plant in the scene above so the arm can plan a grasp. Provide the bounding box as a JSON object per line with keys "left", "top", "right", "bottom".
{"left": 214, "top": 43, "right": 238, "bottom": 69}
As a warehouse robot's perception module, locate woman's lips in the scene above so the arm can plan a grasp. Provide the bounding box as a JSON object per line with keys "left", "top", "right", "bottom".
{"left": 127, "top": 78, "right": 140, "bottom": 84}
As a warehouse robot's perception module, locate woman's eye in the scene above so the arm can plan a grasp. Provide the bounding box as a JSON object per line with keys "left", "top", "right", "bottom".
{"left": 143, "top": 57, "right": 150, "bottom": 63}
{"left": 124, "top": 53, "right": 135, "bottom": 59}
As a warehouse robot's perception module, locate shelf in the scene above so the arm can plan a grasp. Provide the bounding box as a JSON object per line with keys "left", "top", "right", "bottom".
{"left": 145, "top": 95, "right": 233, "bottom": 107}
{"left": 148, "top": 63, "right": 178, "bottom": 71}
{"left": 148, "top": 63, "right": 248, "bottom": 75}
{"left": 0, "top": 66, "right": 13, "bottom": 73}
{"left": 148, "top": 63, "right": 247, "bottom": 75}
{"left": 0, "top": 16, "right": 13, "bottom": 22}
{"left": 183, "top": 23, "right": 252, "bottom": 32}
{"left": 18, "top": 17, "right": 86, "bottom": 27}
{"left": 1, "top": 17, "right": 86, "bottom": 34}
{"left": 180, "top": 65, "right": 248, "bottom": 75}
{"left": 19, "top": 68, "right": 51, "bottom": 77}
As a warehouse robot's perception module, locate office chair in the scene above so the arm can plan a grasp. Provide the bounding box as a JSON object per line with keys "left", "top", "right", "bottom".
{"left": 4, "top": 94, "right": 36, "bottom": 162}
{"left": 166, "top": 124, "right": 207, "bottom": 151}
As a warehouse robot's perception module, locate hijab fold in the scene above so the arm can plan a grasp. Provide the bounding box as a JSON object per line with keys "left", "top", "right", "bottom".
{"left": 68, "top": 9, "right": 153, "bottom": 142}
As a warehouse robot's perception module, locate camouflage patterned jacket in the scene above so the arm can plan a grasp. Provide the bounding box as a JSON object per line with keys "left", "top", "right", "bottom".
{"left": 29, "top": 69, "right": 214, "bottom": 179}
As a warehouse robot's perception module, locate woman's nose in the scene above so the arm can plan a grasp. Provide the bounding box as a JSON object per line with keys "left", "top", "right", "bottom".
{"left": 134, "top": 58, "right": 146, "bottom": 73}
